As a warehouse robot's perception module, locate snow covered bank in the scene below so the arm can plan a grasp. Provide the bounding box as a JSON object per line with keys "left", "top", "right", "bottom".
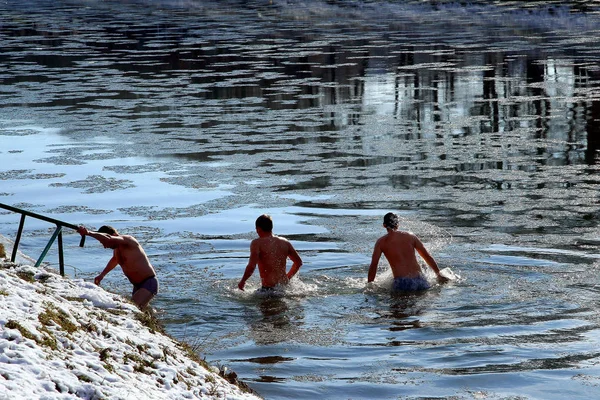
{"left": 0, "top": 244, "right": 261, "bottom": 399}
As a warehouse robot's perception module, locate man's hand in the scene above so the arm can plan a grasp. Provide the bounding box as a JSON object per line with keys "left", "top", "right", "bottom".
{"left": 77, "top": 226, "right": 89, "bottom": 237}
{"left": 437, "top": 274, "right": 449, "bottom": 284}
{"left": 94, "top": 274, "right": 103, "bottom": 285}
{"left": 238, "top": 280, "right": 245, "bottom": 291}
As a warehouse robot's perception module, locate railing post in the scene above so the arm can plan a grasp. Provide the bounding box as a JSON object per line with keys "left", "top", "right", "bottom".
{"left": 34, "top": 225, "right": 62, "bottom": 269}
{"left": 11, "top": 214, "right": 26, "bottom": 263}
{"left": 57, "top": 228, "right": 65, "bottom": 276}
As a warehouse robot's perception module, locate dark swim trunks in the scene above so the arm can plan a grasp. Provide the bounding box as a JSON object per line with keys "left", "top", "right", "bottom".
{"left": 256, "top": 286, "right": 284, "bottom": 297}
{"left": 132, "top": 275, "right": 159, "bottom": 296}
{"left": 393, "top": 276, "right": 430, "bottom": 292}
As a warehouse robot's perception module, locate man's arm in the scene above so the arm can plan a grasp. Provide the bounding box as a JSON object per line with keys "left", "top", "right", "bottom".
{"left": 238, "top": 240, "right": 259, "bottom": 290}
{"left": 286, "top": 243, "right": 303, "bottom": 280}
{"left": 367, "top": 240, "right": 383, "bottom": 282}
{"left": 77, "top": 226, "right": 124, "bottom": 248}
{"left": 95, "top": 255, "right": 119, "bottom": 285}
{"left": 414, "top": 236, "right": 448, "bottom": 283}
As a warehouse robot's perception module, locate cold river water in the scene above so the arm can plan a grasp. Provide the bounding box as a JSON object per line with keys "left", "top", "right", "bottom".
{"left": 2, "top": 1, "right": 600, "bottom": 398}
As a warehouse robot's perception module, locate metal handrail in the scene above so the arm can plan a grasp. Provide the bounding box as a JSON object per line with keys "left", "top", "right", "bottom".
{"left": 0, "top": 203, "right": 85, "bottom": 276}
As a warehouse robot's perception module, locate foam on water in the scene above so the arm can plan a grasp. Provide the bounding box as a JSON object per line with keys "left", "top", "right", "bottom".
{"left": 439, "top": 266, "right": 460, "bottom": 281}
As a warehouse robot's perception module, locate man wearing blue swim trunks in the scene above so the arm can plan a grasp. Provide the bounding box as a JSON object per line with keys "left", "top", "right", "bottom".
{"left": 78, "top": 225, "right": 158, "bottom": 309}
{"left": 368, "top": 213, "right": 447, "bottom": 291}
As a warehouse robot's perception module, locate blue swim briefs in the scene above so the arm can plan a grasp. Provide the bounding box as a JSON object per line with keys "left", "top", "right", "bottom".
{"left": 132, "top": 275, "right": 159, "bottom": 296}
{"left": 393, "top": 276, "right": 431, "bottom": 292}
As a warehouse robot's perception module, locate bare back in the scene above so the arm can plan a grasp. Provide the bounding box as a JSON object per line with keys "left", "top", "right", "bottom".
{"left": 253, "top": 235, "right": 293, "bottom": 287}
{"left": 377, "top": 230, "right": 423, "bottom": 278}
{"left": 239, "top": 228, "right": 303, "bottom": 291}
{"left": 113, "top": 235, "right": 156, "bottom": 284}
{"left": 367, "top": 216, "right": 444, "bottom": 284}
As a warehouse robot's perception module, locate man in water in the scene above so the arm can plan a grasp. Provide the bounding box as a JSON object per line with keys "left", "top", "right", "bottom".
{"left": 77, "top": 225, "right": 158, "bottom": 309}
{"left": 238, "top": 214, "right": 303, "bottom": 292}
{"left": 368, "top": 212, "right": 447, "bottom": 291}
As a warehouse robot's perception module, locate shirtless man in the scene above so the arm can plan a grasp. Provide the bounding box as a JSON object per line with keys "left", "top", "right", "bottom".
{"left": 368, "top": 212, "right": 447, "bottom": 291}
{"left": 78, "top": 225, "right": 158, "bottom": 309}
{"left": 238, "top": 214, "right": 303, "bottom": 292}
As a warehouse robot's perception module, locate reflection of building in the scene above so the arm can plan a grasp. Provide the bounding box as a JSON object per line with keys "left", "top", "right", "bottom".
{"left": 316, "top": 47, "right": 598, "bottom": 168}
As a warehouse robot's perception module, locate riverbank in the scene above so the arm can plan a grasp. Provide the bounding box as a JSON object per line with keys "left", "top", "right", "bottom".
{"left": 0, "top": 241, "right": 261, "bottom": 400}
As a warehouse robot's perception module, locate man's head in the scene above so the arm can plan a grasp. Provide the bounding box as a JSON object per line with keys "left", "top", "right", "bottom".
{"left": 98, "top": 225, "right": 118, "bottom": 236}
{"left": 383, "top": 212, "right": 399, "bottom": 230}
{"left": 98, "top": 225, "right": 118, "bottom": 248}
{"left": 255, "top": 214, "right": 273, "bottom": 233}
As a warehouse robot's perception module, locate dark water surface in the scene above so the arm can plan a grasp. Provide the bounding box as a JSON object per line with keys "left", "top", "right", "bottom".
{"left": 2, "top": 1, "right": 600, "bottom": 398}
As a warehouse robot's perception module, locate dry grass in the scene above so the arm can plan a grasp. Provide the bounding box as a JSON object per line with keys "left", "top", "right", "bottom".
{"left": 38, "top": 302, "right": 78, "bottom": 334}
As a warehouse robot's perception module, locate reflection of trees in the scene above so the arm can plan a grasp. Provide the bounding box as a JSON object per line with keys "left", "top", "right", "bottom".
{"left": 348, "top": 48, "right": 596, "bottom": 168}
{"left": 3, "top": 1, "right": 599, "bottom": 167}
{"left": 585, "top": 82, "right": 600, "bottom": 165}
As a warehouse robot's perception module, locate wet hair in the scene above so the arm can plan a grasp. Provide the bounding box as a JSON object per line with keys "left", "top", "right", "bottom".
{"left": 383, "top": 212, "right": 399, "bottom": 230}
{"left": 255, "top": 214, "right": 273, "bottom": 232}
{"left": 98, "top": 225, "right": 118, "bottom": 235}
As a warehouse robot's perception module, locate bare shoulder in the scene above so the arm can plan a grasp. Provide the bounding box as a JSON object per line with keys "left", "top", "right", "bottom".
{"left": 252, "top": 236, "right": 273, "bottom": 249}
{"left": 404, "top": 231, "right": 424, "bottom": 247}
{"left": 276, "top": 235, "right": 290, "bottom": 243}
{"left": 374, "top": 234, "right": 388, "bottom": 249}
{"left": 274, "top": 235, "right": 293, "bottom": 250}
{"left": 121, "top": 234, "right": 141, "bottom": 246}
{"left": 401, "top": 230, "right": 418, "bottom": 240}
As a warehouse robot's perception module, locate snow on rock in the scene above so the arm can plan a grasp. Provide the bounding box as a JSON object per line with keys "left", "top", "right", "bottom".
{"left": 0, "top": 258, "right": 261, "bottom": 400}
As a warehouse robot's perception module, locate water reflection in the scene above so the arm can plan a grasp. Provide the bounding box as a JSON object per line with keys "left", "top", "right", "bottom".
{"left": 366, "top": 289, "right": 442, "bottom": 340}
{"left": 244, "top": 295, "right": 305, "bottom": 346}
{"left": 257, "top": 295, "right": 292, "bottom": 328}
{"left": 387, "top": 292, "right": 426, "bottom": 332}
{"left": 1, "top": 2, "right": 599, "bottom": 172}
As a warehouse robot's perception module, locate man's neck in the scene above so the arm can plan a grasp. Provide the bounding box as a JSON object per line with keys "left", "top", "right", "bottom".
{"left": 258, "top": 231, "right": 274, "bottom": 238}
